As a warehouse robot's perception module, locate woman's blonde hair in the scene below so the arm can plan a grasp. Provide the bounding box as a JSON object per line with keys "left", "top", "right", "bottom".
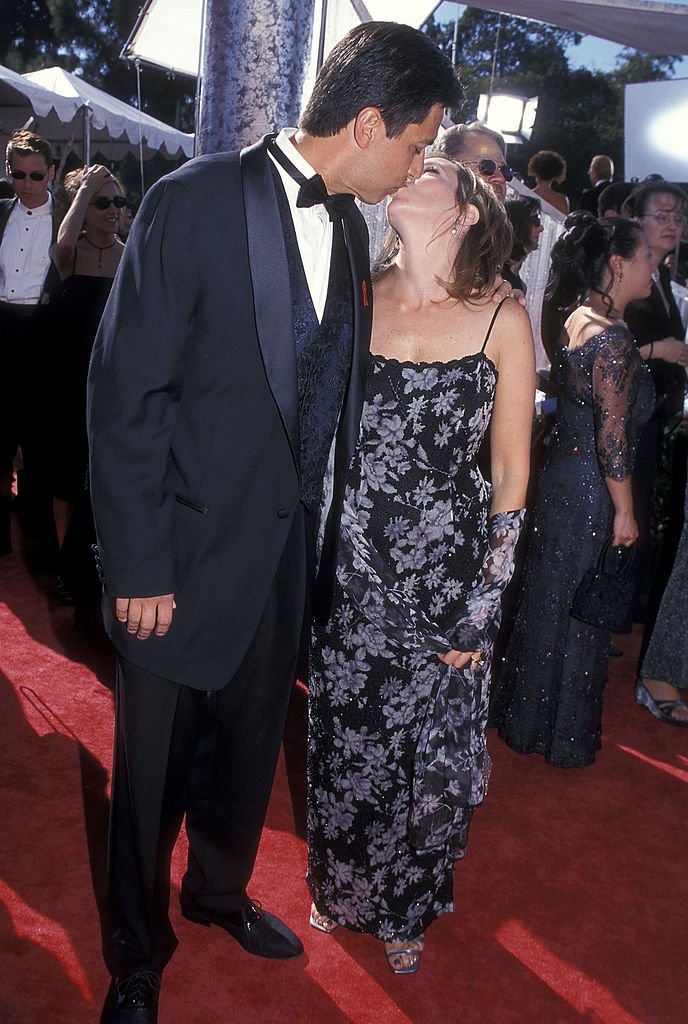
{"left": 374, "top": 155, "right": 513, "bottom": 302}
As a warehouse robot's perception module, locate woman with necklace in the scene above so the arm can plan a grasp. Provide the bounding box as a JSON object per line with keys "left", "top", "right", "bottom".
{"left": 493, "top": 212, "right": 656, "bottom": 767}
{"left": 49, "top": 164, "right": 127, "bottom": 616}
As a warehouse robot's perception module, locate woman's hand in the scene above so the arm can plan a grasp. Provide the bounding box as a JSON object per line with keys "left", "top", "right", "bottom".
{"left": 612, "top": 510, "right": 638, "bottom": 547}
{"left": 437, "top": 648, "right": 483, "bottom": 670}
{"left": 80, "top": 163, "right": 114, "bottom": 195}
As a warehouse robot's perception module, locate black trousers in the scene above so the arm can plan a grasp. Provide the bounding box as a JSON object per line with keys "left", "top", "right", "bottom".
{"left": 0, "top": 302, "right": 55, "bottom": 553}
{"left": 104, "top": 505, "right": 311, "bottom": 977}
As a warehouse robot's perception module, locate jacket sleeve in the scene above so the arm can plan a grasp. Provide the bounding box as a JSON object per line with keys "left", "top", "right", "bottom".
{"left": 87, "top": 175, "right": 202, "bottom": 597}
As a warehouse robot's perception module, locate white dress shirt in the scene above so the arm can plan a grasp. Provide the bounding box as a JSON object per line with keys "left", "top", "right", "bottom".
{"left": 269, "top": 129, "right": 333, "bottom": 322}
{"left": 0, "top": 194, "right": 54, "bottom": 304}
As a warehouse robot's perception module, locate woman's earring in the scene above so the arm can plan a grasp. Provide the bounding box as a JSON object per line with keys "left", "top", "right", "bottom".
{"left": 451, "top": 219, "right": 459, "bottom": 236}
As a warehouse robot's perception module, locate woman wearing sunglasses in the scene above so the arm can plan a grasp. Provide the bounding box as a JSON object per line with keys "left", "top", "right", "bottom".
{"left": 49, "top": 164, "right": 127, "bottom": 618}
{"left": 503, "top": 195, "right": 544, "bottom": 296}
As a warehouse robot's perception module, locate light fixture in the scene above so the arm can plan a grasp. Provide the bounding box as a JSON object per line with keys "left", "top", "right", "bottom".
{"left": 477, "top": 93, "right": 539, "bottom": 144}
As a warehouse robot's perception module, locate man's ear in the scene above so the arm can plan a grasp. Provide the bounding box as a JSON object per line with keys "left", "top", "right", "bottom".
{"left": 353, "top": 107, "right": 385, "bottom": 149}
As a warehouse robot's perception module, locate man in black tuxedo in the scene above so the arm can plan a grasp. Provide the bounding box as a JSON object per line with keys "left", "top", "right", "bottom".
{"left": 577, "top": 153, "right": 614, "bottom": 214}
{"left": 88, "top": 22, "right": 461, "bottom": 1023}
{"left": 0, "top": 130, "right": 61, "bottom": 559}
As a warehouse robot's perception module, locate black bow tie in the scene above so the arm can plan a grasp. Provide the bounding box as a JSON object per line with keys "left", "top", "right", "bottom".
{"left": 267, "top": 137, "right": 355, "bottom": 223}
{"left": 296, "top": 174, "right": 356, "bottom": 223}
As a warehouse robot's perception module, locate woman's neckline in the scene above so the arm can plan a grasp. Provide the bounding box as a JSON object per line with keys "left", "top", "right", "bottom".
{"left": 371, "top": 350, "right": 497, "bottom": 371}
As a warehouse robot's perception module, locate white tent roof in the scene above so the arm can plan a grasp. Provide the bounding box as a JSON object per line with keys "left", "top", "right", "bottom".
{"left": 0, "top": 62, "right": 79, "bottom": 126}
{"left": 23, "top": 67, "right": 193, "bottom": 161}
{"left": 123, "top": 0, "right": 688, "bottom": 79}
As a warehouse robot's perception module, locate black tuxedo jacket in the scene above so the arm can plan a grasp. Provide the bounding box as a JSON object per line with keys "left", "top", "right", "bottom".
{"left": 87, "top": 137, "right": 373, "bottom": 688}
{"left": 576, "top": 180, "right": 609, "bottom": 216}
{"left": 0, "top": 197, "right": 61, "bottom": 303}
{"left": 625, "top": 265, "right": 685, "bottom": 418}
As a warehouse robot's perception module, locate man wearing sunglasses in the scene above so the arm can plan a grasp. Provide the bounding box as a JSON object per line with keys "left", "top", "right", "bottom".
{"left": 436, "top": 122, "right": 513, "bottom": 203}
{"left": 0, "top": 130, "right": 60, "bottom": 561}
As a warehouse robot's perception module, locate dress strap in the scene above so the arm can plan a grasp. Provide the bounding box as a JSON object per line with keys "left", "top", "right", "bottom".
{"left": 480, "top": 297, "right": 508, "bottom": 353}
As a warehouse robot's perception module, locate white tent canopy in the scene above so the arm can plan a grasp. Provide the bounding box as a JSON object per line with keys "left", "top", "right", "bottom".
{"left": 0, "top": 62, "right": 79, "bottom": 131}
{"left": 123, "top": 0, "right": 688, "bottom": 80}
{"left": 22, "top": 67, "right": 193, "bottom": 164}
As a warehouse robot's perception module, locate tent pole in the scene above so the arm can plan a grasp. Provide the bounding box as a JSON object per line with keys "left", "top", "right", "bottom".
{"left": 84, "top": 107, "right": 91, "bottom": 164}
{"left": 135, "top": 60, "right": 145, "bottom": 197}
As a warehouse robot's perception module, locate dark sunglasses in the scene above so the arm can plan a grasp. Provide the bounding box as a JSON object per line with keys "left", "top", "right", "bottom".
{"left": 530, "top": 215, "right": 542, "bottom": 226}
{"left": 91, "top": 195, "right": 127, "bottom": 210}
{"left": 9, "top": 169, "right": 48, "bottom": 181}
{"left": 476, "top": 159, "right": 514, "bottom": 182}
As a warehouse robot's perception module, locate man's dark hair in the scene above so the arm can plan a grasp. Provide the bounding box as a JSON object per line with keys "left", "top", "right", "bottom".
{"left": 597, "top": 181, "right": 634, "bottom": 217}
{"left": 6, "top": 129, "right": 53, "bottom": 169}
{"left": 301, "top": 22, "right": 463, "bottom": 138}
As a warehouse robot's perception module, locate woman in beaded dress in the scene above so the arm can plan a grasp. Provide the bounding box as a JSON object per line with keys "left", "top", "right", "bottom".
{"left": 307, "top": 156, "right": 536, "bottom": 974}
{"left": 494, "top": 213, "right": 655, "bottom": 767}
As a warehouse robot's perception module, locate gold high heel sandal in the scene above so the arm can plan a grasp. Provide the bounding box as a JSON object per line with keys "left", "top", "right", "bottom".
{"left": 309, "top": 902, "right": 339, "bottom": 934}
{"left": 384, "top": 935, "right": 425, "bottom": 975}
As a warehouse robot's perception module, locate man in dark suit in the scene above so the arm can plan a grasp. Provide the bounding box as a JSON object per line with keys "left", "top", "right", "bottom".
{"left": 0, "top": 130, "right": 61, "bottom": 559}
{"left": 88, "top": 22, "right": 462, "bottom": 1023}
{"left": 576, "top": 153, "right": 614, "bottom": 214}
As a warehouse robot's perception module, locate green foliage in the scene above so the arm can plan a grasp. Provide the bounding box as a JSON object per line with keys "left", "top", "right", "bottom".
{"left": 426, "top": 8, "right": 677, "bottom": 200}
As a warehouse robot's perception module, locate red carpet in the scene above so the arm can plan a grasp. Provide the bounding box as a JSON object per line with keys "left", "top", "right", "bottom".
{"left": 1, "top": 530, "right": 687, "bottom": 1023}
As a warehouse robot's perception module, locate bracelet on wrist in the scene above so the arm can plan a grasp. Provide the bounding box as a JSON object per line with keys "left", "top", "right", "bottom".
{"left": 647, "top": 342, "right": 654, "bottom": 360}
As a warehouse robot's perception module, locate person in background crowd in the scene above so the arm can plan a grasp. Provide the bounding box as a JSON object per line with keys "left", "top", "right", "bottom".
{"left": 436, "top": 122, "right": 513, "bottom": 203}
{"left": 598, "top": 181, "right": 634, "bottom": 219}
{"left": 0, "top": 130, "right": 61, "bottom": 563}
{"left": 577, "top": 154, "right": 614, "bottom": 214}
{"left": 49, "top": 164, "right": 126, "bottom": 617}
{"left": 87, "top": 22, "right": 462, "bottom": 1024}
{"left": 493, "top": 213, "right": 655, "bottom": 768}
{"left": 527, "top": 149, "right": 569, "bottom": 216}
{"left": 502, "top": 194, "right": 544, "bottom": 295}
{"left": 622, "top": 181, "right": 688, "bottom": 629}
{"left": 636, "top": 451, "right": 688, "bottom": 727}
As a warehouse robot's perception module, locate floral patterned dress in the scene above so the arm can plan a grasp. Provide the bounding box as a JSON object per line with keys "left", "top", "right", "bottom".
{"left": 307, "top": 346, "right": 510, "bottom": 942}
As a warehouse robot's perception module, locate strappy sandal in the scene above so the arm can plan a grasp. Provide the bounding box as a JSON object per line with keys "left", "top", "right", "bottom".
{"left": 384, "top": 935, "right": 425, "bottom": 975}
{"left": 309, "top": 903, "right": 338, "bottom": 934}
{"left": 635, "top": 680, "right": 688, "bottom": 728}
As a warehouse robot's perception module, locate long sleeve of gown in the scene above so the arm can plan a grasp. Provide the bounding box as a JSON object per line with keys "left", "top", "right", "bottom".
{"left": 591, "top": 328, "right": 639, "bottom": 482}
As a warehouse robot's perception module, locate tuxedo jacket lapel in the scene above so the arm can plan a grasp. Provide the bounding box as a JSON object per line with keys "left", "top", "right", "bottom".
{"left": 240, "top": 136, "right": 300, "bottom": 474}
{"left": 339, "top": 211, "right": 372, "bottom": 469}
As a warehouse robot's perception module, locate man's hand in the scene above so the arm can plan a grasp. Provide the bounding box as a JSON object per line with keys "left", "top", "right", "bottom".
{"left": 492, "top": 278, "right": 527, "bottom": 307}
{"left": 115, "top": 594, "right": 176, "bottom": 639}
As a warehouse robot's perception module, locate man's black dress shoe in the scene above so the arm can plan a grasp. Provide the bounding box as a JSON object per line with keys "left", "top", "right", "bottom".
{"left": 181, "top": 898, "right": 304, "bottom": 959}
{"left": 100, "top": 971, "right": 161, "bottom": 1023}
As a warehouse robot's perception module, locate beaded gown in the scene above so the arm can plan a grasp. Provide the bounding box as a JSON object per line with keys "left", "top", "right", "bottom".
{"left": 494, "top": 322, "right": 654, "bottom": 767}
{"left": 307, "top": 336, "right": 517, "bottom": 941}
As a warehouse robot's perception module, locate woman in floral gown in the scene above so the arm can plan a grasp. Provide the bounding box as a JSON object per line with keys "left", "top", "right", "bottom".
{"left": 494, "top": 213, "right": 655, "bottom": 767}
{"left": 307, "top": 156, "right": 536, "bottom": 973}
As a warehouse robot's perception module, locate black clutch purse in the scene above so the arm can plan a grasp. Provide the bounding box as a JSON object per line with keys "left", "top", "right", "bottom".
{"left": 570, "top": 539, "right": 636, "bottom": 633}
